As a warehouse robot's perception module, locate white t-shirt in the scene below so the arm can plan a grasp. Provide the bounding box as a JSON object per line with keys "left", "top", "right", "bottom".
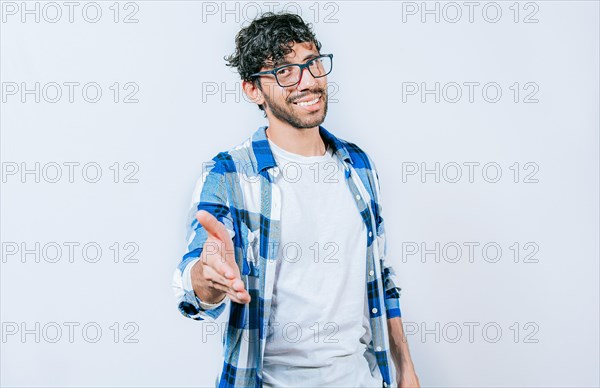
{"left": 262, "top": 138, "right": 382, "bottom": 387}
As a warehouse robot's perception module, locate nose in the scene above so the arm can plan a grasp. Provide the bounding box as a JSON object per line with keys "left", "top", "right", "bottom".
{"left": 296, "top": 66, "right": 317, "bottom": 90}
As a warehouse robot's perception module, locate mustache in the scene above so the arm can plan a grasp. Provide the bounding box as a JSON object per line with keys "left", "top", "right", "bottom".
{"left": 290, "top": 89, "right": 326, "bottom": 103}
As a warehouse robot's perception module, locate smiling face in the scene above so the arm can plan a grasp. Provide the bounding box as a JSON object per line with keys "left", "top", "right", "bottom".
{"left": 252, "top": 41, "right": 329, "bottom": 129}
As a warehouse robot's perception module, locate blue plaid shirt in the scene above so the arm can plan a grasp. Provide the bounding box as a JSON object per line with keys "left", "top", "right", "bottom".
{"left": 172, "top": 125, "right": 402, "bottom": 388}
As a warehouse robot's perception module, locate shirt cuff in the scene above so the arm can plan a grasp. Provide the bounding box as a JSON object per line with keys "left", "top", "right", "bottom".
{"left": 197, "top": 294, "right": 228, "bottom": 310}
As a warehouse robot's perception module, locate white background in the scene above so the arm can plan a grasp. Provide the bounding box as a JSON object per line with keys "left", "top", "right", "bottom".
{"left": 1, "top": 1, "right": 598, "bottom": 387}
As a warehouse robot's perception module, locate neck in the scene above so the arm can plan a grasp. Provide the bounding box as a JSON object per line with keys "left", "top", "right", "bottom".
{"left": 265, "top": 122, "right": 326, "bottom": 157}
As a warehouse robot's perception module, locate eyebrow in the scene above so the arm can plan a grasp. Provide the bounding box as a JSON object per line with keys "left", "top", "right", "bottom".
{"left": 274, "top": 53, "right": 320, "bottom": 67}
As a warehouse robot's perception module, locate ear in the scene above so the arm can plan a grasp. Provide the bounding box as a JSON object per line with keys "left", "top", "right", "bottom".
{"left": 242, "top": 80, "right": 264, "bottom": 106}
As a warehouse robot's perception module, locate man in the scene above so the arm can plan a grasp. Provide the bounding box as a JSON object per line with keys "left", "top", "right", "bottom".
{"left": 172, "top": 12, "right": 420, "bottom": 388}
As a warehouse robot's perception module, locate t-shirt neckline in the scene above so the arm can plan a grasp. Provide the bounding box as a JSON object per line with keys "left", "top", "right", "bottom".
{"left": 268, "top": 138, "right": 332, "bottom": 163}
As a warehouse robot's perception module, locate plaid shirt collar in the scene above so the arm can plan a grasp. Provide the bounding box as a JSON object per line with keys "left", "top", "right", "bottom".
{"left": 252, "top": 125, "right": 353, "bottom": 174}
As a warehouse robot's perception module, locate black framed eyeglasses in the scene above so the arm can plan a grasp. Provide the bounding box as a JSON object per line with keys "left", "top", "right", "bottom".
{"left": 250, "top": 53, "right": 333, "bottom": 88}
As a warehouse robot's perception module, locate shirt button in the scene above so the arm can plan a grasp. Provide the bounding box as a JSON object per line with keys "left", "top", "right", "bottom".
{"left": 368, "top": 231, "right": 373, "bottom": 237}
{"left": 372, "top": 308, "right": 378, "bottom": 314}
{"left": 377, "top": 346, "right": 382, "bottom": 352}
{"left": 355, "top": 194, "right": 361, "bottom": 201}
{"left": 369, "top": 270, "right": 374, "bottom": 276}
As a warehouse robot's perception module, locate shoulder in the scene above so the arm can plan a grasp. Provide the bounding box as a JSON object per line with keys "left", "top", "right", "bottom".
{"left": 339, "top": 137, "right": 379, "bottom": 173}
{"left": 336, "top": 137, "right": 383, "bottom": 198}
{"left": 204, "top": 134, "right": 256, "bottom": 175}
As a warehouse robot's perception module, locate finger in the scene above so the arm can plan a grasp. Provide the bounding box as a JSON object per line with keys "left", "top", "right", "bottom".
{"left": 230, "top": 278, "right": 248, "bottom": 293}
{"left": 216, "top": 249, "right": 238, "bottom": 280}
{"left": 208, "top": 279, "right": 249, "bottom": 304}
{"left": 202, "top": 247, "right": 240, "bottom": 280}
{"left": 203, "top": 264, "right": 250, "bottom": 298}
{"left": 197, "top": 210, "right": 236, "bottom": 275}
{"left": 226, "top": 289, "right": 251, "bottom": 304}
{"left": 209, "top": 280, "right": 236, "bottom": 299}
{"left": 203, "top": 264, "right": 237, "bottom": 290}
{"left": 215, "top": 284, "right": 251, "bottom": 304}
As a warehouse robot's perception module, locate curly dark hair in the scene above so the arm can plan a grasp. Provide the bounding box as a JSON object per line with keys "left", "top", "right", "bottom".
{"left": 224, "top": 12, "right": 323, "bottom": 113}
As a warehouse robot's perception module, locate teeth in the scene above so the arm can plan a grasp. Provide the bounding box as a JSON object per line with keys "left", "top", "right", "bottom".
{"left": 295, "top": 97, "right": 319, "bottom": 107}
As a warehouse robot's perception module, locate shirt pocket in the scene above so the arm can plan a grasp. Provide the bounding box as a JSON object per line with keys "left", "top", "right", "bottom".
{"left": 375, "top": 219, "right": 387, "bottom": 260}
{"left": 245, "top": 227, "right": 261, "bottom": 277}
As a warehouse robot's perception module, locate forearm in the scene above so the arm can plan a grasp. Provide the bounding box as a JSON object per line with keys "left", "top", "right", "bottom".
{"left": 387, "top": 316, "right": 416, "bottom": 376}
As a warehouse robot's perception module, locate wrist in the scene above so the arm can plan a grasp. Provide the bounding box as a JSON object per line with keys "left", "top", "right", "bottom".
{"left": 197, "top": 293, "right": 227, "bottom": 309}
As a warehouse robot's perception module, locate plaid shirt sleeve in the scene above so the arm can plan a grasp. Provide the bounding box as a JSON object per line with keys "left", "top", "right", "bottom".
{"left": 368, "top": 154, "right": 403, "bottom": 319}
{"left": 172, "top": 157, "right": 235, "bottom": 321}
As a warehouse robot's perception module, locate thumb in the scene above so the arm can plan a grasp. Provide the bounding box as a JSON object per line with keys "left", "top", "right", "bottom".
{"left": 196, "top": 210, "right": 239, "bottom": 280}
{"left": 196, "top": 210, "right": 232, "bottom": 244}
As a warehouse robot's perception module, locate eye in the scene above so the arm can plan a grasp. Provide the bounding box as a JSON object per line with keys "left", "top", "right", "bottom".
{"left": 277, "top": 68, "right": 290, "bottom": 76}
